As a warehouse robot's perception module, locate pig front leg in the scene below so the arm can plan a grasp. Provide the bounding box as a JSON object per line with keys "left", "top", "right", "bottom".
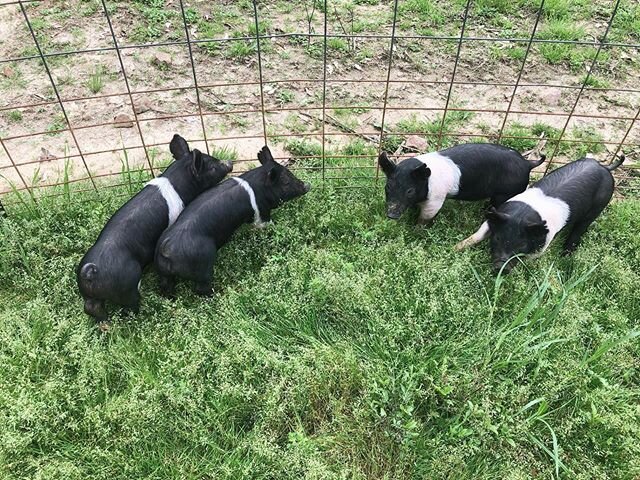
{"left": 417, "top": 196, "right": 446, "bottom": 225}
{"left": 561, "top": 212, "right": 600, "bottom": 256}
{"left": 455, "top": 221, "right": 490, "bottom": 250}
{"left": 190, "top": 243, "right": 217, "bottom": 297}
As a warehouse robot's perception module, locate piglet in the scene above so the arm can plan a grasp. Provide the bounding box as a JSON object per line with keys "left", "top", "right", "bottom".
{"left": 456, "top": 155, "right": 625, "bottom": 273}
{"left": 154, "top": 145, "right": 310, "bottom": 297}
{"left": 77, "top": 134, "right": 233, "bottom": 323}
{"left": 379, "top": 143, "right": 545, "bottom": 224}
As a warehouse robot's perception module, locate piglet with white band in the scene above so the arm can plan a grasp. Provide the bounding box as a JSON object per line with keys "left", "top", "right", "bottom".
{"left": 379, "top": 143, "right": 545, "bottom": 224}
{"left": 77, "top": 134, "right": 232, "bottom": 324}
{"left": 456, "top": 155, "right": 625, "bottom": 274}
{"left": 154, "top": 145, "right": 310, "bottom": 297}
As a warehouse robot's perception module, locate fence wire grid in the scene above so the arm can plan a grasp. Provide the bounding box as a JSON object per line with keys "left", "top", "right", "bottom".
{"left": 0, "top": 0, "right": 639, "bottom": 209}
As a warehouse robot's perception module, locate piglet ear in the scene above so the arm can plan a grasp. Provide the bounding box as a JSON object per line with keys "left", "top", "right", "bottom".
{"left": 411, "top": 163, "right": 430, "bottom": 179}
{"left": 266, "top": 165, "right": 280, "bottom": 184}
{"left": 170, "top": 134, "right": 190, "bottom": 160}
{"left": 190, "top": 149, "right": 204, "bottom": 176}
{"left": 378, "top": 152, "right": 395, "bottom": 176}
{"left": 525, "top": 221, "right": 548, "bottom": 236}
{"left": 486, "top": 206, "right": 509, "bottom": 223}
{"left": 258, "top": 145, "right": 275, "bottom": 165}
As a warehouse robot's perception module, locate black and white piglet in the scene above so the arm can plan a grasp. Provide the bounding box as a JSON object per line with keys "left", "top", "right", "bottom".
{"left": 378, "top": 143, "right": 545, "bottom": 223}
{"left": 456, "top": 155, "right": 625, "bottom": 273}
{"left": 77, "top": 134, "right": 233, "bottom": 322}
{"left": 154, "top": 145, "right": 310, "bottom": 297}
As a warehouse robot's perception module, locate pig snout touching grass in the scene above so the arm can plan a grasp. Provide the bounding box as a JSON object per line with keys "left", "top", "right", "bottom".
{"left": 77, "top": 134, "right": 233, "bottom": 325}
{"left": 456, "top": 155, "right": 625, "bottom": 274}
{"left": 154, "top": 145, "right": 310, "bottom": 297}
{"left": 378, "top": 143, "right": 545, "bottom": 224}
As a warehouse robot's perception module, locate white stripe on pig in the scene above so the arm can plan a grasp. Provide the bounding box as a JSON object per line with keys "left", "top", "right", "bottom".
{"left": 507, "top": 187, "right": 570, "bottom": 252}
{"left": 415, "top": 152, "right": 462, "bottom": 221}
{"left": 231, "top": 177, "right": 264, "bottom": 226}
{"left": 146, "top": 177, "right": 184, "bottom": 226}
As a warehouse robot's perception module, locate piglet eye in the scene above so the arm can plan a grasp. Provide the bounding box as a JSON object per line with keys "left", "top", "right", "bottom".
{"left": 407, "top": 188, "right": 416, "bottom": 197}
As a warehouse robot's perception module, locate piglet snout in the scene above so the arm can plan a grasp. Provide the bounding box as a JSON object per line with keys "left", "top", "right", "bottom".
{"left": 493, "top": 259, "right": 514, "bottom": 275}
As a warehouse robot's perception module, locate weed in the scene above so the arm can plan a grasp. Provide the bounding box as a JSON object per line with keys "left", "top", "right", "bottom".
{"left": 571, "top": 125, "right": 605, "bottom": 157}
{"left": 283, "top": 114, "right": 308, "bottom": 134}
{"left": 581, "top": 75, "right": 610, "bottom": 89}
{"left": 46, "top": 114, "right": 66, "bottom": 136}
{"left": 277, "top": 89, "right": 295, "bottom": 105}
{"left": 86, "top": 65, "right": 105, "bottom": 94}
{"left": 210, "top": 145, "right": 238, "bottom": 162}
{"left": 399, "top": 0, "right": 446, "bottom": 29}
{"left": 285, "top": 138, "right": 322, "bottom": 160}
{"left": 327, "top": 37, "right": 349, "bottom": 52}
{"left": 227, "top": 39, "right": 256, "bottom": 60}
{"left": 474, "top": 0, "right": 517, "bottom": 17}
{"left": 6, "top": 110, "right": 23, "bottom": 123}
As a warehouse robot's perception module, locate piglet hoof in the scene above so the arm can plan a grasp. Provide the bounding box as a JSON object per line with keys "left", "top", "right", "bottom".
{"left": 416, "top": 217, "right": 434, "bottom": 227}
{"left": 194, "top": 283, "right": 214, "bottom": 297}
{"left": 158, "top": 276, "right": 177, "bottom": 298}
{"left": 560, "top": 248, "right": 575, "bottom": 257}
{"left": 97, "top": 321, "right": 112, "bottom": 333}
{"left": 454, "top": 240, "right": 468, "bottom": 251}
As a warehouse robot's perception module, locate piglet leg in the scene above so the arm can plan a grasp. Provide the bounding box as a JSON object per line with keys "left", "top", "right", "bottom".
{"left": 455, "top": 221, "right": 490, "bottom": 250}
{"left": 417, "top": 196, "right": 446, "bottom": 225}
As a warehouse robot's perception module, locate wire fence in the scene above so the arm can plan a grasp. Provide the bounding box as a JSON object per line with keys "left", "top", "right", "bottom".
{"left": 0, "top": 0, "right": 638, "bottom": 209}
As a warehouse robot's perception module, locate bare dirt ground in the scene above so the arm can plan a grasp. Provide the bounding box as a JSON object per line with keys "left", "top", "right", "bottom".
{"left": 0, "top": 0, "right": 639, "bottom": 196}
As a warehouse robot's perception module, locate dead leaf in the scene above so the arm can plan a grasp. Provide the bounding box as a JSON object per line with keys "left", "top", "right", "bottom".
{"left": 39, "top": 148, "right": 57, "bottom": 162}
{"left": 113, "top": 113, "right": 134, "bottom": 128}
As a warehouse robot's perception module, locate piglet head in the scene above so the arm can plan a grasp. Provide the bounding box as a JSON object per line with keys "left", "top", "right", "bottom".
{"left": 379, "top": 152, "right": 430, "bottom": 220}
{"left": 168, "top": 134, "right": 233, "bottom": 191}
{"left": 486, "top": 206, "right": 548, "bottom": 274}
{"left": 258, "top": 145, "right": 311, "bottom": 203}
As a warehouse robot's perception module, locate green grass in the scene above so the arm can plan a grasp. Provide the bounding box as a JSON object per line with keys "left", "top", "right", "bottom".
{"left": 391, "top": 109, "right": 476, "bottom": 150}
{"left": 0, "top": 178, "right": 638, "bottom": 479}
{"left": 46, "top": 114, "right": 67, "bottom": 136}
{"left": 5, "top": 110, "right": 23, "bottom": 123}
{"left": 209, "top": 145, "right": 238, "bottom": 162}
{"left": 398, "top": 0, "right": 448, "bottom": 31}
{"left": 86, "top": 65, "right": 105, "bottom": 94}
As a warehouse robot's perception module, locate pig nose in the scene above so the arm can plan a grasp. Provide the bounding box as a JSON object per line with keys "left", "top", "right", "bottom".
{"left": 387, "top": 211, "right": 401, "bottom": 220}
{"left": 493, "top": 260, "right": 513, "bottom": 275}
{"left": 303, "top": 182, "right": 311, "bottom": 192}
{"left": 226, "top": 160, "right": 234, "bottom": 171}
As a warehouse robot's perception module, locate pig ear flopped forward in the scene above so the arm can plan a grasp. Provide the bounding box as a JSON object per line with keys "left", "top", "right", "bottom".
{"left": 378, "top": 152, "right": 395, "bottom": 176}
{"left": 170, "top": 134, "right": 190, "bottom": 161}
{"left": 411, "top": 163, "right": 430, "bottom": 180}
{"left": 266, "top": 166, "right": 281, "bottom": 184}
{"left": 486, "top": 206, "right": 509, "bottom": 223}
{"left": 525, "top": 221, "right": 549, "bottom": 235}
{"left": 190, "top": 149, "right": 204, "bottom": 176}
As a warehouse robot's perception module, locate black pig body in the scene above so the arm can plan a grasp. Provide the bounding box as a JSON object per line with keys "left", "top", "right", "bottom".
{"left": 456, "top": 156, "right": 625, "bottom": 273}
{"left": 77, "top": 135, "right": 232, "bottom": 322}
{"left": 154, "top": 146, "right": 310, "bottom": 296}
{"left": 378, "top": 143, "right": 545, "bottom": 223}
